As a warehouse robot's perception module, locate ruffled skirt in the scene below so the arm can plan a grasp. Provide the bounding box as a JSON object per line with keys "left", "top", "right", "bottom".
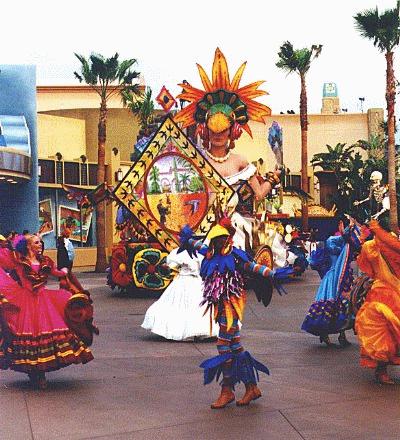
{"left": 0, "top": 269, "right": 93, "bottom": 373}
{"left": 301, "top": 297, "right": 352, "bottom": 336}
{"left": 141, "top": 274, "right": 218, "bottom": 340}
{"left": 355, "top": 288, "right": 400, "bottom": 368}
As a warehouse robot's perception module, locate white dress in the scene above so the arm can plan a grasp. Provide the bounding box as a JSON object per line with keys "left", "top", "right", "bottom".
{"left": 141, "top": 248, "right": 218, "bottom": 340}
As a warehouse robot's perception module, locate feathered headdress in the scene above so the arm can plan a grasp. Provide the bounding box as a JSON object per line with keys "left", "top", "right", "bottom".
{"left": 174, "top": 48, "right": 271, "bottom": 139}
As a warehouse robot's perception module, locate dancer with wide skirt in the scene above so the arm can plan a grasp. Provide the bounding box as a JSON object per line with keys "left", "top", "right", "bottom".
{"left": 0, "top": 234, "right": 96, "bottom": 389}
{"left": 301, "top": 224, "right": 361, "bottom": 346}
{"left": 355, "top": 220, "right": 400, "bottom": 384}
{"left": 141, "top": 248, "right": 218, "bottom": 340}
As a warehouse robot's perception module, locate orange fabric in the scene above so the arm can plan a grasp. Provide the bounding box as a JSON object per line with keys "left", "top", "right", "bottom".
{"left": 355, "top": 230, "right": 400, "bottom": 368}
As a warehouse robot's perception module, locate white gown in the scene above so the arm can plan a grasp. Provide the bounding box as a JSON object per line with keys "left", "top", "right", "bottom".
{"left": 141, "top": 248, "right": 218, "bottom": 340}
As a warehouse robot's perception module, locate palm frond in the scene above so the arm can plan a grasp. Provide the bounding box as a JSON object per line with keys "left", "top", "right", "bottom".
{"left": 105, "top": 53, "right": 119, "bottom": 80}
{"left": 276, "top": 41, "right": 298, "bottom": 73}
{"left": 89, "top": 53, "right": 108, "bottom": 80}
{"left": 276, "top": 41, "right": 322, "bottom": 75}
{"left": 354, "top": 3, "right": 400, "bottom": 52}
{"left": 74, "top": 52, "right": 142, "bottom": 106}
{"left": 118, "top": 59, "right": 137, "bottom": 81}
{"left": 124, "top": 70, "right": 141, "bottom": 85}
{"left": 74, "top": 53, "right": 98, "bottom": 85}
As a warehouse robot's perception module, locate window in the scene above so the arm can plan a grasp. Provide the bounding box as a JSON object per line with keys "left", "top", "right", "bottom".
{"left": 38, "top": 159, "right": 55, "bottom": 183}
{"left": 64, "top": 162, "right": 80, "bottom": 185}
{"left": 88, "top": 164, "right": 98, "bottom": 186}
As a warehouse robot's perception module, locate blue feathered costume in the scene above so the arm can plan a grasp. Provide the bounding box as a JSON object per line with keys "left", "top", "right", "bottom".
{"left": 179, "top": 220, "right": 293, "bottom": 408}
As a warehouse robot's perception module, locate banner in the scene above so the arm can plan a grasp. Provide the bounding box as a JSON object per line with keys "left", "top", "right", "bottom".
{"left": 38, "top": 199, "right": 54, "bottom": 235}
{"left": 58, "top": 205, "right": 92, "bottom": 243}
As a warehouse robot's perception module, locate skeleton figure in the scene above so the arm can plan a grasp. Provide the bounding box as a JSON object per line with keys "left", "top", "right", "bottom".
{"left": 353, "top": 171, "right": 390, "bottom": 220}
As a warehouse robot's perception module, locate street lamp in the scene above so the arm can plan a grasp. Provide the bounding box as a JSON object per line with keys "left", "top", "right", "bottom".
{"left": 358, "top": 97, "right": 365, "bottom": 113}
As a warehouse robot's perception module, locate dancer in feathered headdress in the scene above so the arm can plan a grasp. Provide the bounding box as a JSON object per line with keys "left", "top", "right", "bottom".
{"left": 179, "top": 217, "right": 293, "bottom": 409}
{"left": 174, "top": 48, "right": 280, "bottom": 204}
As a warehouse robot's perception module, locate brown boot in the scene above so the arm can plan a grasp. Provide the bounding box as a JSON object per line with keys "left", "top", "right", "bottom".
{"left": 236, "top": 383, "right": 262, "bottom": 406}
{"left": 210, "top": 385, "right": 235, "bottom": 409}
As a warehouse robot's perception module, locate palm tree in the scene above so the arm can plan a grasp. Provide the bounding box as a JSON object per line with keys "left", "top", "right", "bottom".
{"left": 179, "top": 172, "right": 191, "bottom": 192}
{"left": 124, "top": 86, "right": 155, "bottom": 135}
{"left": 354, "top": 3, "right": 400, "bottom": 231}
{"left": 149, "top": 166, "right": 161, "bottom": 194}
{"left": 276, "top": 42, "right": 322, "bottom": 231}
{"left": 74, "top": 53, "right": 141, "bottom": 271}
{"left": 311, "top": 143, "right": 355, "bottom": 173}
{"left": 189, "top": 175, "right": 205, "bottom": 192}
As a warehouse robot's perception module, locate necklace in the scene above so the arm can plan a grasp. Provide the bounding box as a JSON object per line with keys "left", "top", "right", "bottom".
{"left": 205, "top": 149, "right": 231, "bottom": 163}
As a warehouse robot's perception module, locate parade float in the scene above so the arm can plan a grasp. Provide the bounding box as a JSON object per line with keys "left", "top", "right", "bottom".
{"left": 108, "top": 113, "right": 313, "bottom": 295}
{"left": 108, "top": 47, "right": 317, "bottom": 294}
{"left": 109, "top": 116, "right": 238, "bottom": 293}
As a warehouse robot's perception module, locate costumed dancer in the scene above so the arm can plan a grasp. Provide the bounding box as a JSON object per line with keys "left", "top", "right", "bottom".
{"left": 0, "top": 234, "right": 97, "bottom": 389}
{"left": 179, "top": 220, "right": 293, "bottom": 409}
{"left": 355, "top": 220, "right": 400, "bottom": 384}
{"left": 141, "top": 247, "right": 218, "bottom": 340}
{"left": 174, "top": 48, "right": 281, "bottom": 251}
{"left": 301, "top": 221, "right": 361, "bottom": 346}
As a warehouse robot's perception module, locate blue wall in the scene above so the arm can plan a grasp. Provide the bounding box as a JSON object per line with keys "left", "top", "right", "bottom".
{"left": 0, "top": 65, "right": 38, "bottom": 234}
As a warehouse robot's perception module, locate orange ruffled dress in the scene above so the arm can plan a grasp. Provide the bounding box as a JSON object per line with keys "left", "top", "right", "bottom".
{"left": 355, "top": 221, "right": 400, "bottom": 368}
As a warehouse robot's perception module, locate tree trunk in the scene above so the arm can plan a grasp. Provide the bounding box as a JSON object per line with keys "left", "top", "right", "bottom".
{"left": 300, "top": 73, "right": 309, "bottom": 231}
{"left": 386, "top": 51, "right": 398, "bottom": 233}
{"left": 95, "top": 100, "right": 108, "bottom": 272}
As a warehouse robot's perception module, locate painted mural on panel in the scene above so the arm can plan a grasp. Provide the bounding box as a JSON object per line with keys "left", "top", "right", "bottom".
{"left": 58, "top": 205, "right": 92, "bottom": 243}
{"left": 38, "top": 199, "right": 53, "bottom": 235}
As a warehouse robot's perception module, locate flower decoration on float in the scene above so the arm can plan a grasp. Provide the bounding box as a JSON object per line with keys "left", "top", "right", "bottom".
{"left": 132, "top": 248, "right": 172, "bottom": 290}
{"left": 174, "top": 48, "right": 271, "bottom": 149}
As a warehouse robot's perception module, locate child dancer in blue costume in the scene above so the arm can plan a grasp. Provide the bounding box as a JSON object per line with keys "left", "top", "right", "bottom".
{"left": 179, "top": 218, "right": 292, "bottom": 409}
{"left": 301, "top": 222, "right": 361, "bottom": 346}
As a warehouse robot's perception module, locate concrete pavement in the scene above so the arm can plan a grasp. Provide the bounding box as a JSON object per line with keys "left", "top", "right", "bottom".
{"left": 1, "top": 270, "right": 399, "bottom": 440}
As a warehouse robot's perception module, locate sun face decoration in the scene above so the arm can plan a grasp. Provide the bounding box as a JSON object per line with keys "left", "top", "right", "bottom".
{"left": 174, "top": 48, "right": 271, "bottom": 139}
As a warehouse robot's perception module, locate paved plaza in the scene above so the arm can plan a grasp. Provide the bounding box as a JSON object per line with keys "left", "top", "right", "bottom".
{"left": 1, "top": 270, "right": 399, "bottom": 440}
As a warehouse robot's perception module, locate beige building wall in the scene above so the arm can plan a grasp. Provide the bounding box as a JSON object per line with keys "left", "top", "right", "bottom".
{"left": 236, "top": 113, "right": 370, "bottom": 173}
{"left": 37, "top": 86, "right": 141, "bottom": 162}
{"left": 37, "top": 86, "right": 131, "bottom": 112}
{"left": 40, "top": 108, "right": 139, "bottom": 162}
{"left": 37, "top": 113, "right": 86, "bottom": 160}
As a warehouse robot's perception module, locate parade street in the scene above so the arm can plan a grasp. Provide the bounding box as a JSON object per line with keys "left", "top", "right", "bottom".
{"left": 1, "top": 269, "right": 399, "bottom": 440}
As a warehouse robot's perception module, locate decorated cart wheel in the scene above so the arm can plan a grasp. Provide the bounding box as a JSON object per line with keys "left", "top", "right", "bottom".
{"left": 111, "top": 245, "right": 132, "bottom": 287}
{"left": 132, "top": 248, "right": 173, "bottom": 290}
{"left": 254, "top": 245, "right": 274, "bottom": 269}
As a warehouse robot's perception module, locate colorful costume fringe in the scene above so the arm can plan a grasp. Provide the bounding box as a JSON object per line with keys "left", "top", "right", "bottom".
{"left": 355, "top": 221, "right": 400, "bottom": 368}
{"left": 179, "top": 231, "right": 273, "bottom": 387}
{"left": 0, "top": 249, "right": 94, "bottom": 373}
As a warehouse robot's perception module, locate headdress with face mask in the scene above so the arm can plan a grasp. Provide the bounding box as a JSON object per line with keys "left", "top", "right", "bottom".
{"left": 174, "top": 48, "right": 271, "bottom": 150}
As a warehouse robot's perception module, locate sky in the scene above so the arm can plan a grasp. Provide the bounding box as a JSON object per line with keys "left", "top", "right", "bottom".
{"left": 2, "top": 0, "right": 400, "bottom": 115}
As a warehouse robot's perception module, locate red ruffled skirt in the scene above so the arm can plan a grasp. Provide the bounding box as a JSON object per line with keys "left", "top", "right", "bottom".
{"left": 0, "top": 269, "right": 93, "bottom": 373}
